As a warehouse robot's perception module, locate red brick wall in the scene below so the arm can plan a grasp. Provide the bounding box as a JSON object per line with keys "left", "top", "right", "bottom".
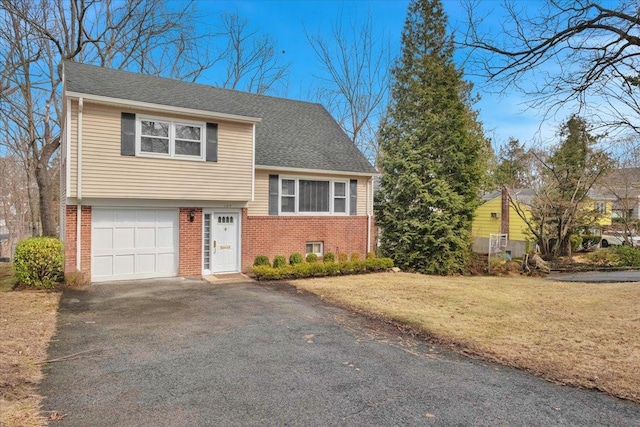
{"left": 179, "top": 208, "right": 202, "bottom": 277}
{"left": 242, "top": 210, "right": 372, "bottom": 271}
{"left": 64, "top": 205, "right": 91, "bottom": 275}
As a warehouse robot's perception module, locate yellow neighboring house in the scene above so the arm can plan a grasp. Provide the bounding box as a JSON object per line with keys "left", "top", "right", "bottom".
{"left": 472, "top": 188, "right": 613, "bottom": 257}
{"left": 472, "top": 188, "right": 534, "bottom": 258}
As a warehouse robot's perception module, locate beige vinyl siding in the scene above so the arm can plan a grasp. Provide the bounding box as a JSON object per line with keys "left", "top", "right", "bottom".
{"left": 248, "top": 170, "right": 371, "bottom": 216}
{"left": 69, "top": 100, "right": 78, "bottom": 195}
{"left": 69, "top": 102, "right": 253, "bottom": 200}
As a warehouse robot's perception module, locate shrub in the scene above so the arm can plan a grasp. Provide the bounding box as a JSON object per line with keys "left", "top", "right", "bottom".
{"left": 13, "top": 237, "right": 63, "bottom": 289}
{"left": 366, "top": 252, "right": 376, "bottom": 259}
{"left": 323, "top": 252, "right": 335, "bottom": 263}
{"left": 273, "top": 255, "right": 287, "bottom": 268}
{"left": 584, "top": 249, "right": 619, "bottom": 267}
{"left": 610, "top": 245, "right": 640, "bottom": 267}
{"left": 253, "top": 255, "right": 270, "bottom": 267}
{"left": 306, "top": 253, "right": 318, "bottom": 263}
{"left": 289, "top": 252, "right": 304, "bottom": 265}
{"left": 337, "top": 252, "right": 348, "bottom": 263}
{"left": 253, "top": 257, "right": 395, "bottom": 280}
{"left": 350, "top": 252, "right": 361, "bottom": 261}
{"left": 65, "top": 271, "right": 90, "bottom": 287}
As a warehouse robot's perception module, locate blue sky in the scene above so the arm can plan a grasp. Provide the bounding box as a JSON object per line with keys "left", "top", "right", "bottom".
{"left": 193, "top": 0, "right": 563, "bottom": 152}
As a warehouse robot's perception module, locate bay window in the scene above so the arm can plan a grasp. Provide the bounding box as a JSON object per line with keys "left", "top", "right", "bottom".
{"left": 279, "top": 177, "right": 350, "bottom": 214}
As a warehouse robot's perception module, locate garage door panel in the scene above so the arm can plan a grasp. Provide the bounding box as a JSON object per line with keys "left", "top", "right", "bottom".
{"left": 157, "top": 253, "right": 176, "bottom": 273}
{"left": 92, "top": 208, "right": 178, "bottom": 282}
{"left": 93, "top": 209, "right": 114, "bottom": 225}
{"left": 136, "top": 254, "right": 156, "bottom": 273}
{"left": 137, "top": 227, "right": 156, "bottom": 248}
{"left": 94, "top": 256, "right": 113, "bottom": 277}
{"left": 114, "top": 254, "right": 135, "bottom": 275}
{"left": 115, "top": 227, "right": 135, "bottom": 249}
{"left": 94, "top": 228, "right": 114, "bottom": 251}
{"left": 157, "top": 227, "right": 174, "bottom": 247}
{"left": 156, "top": 210, "right": 177, "bottom": 224}
{"left": 116, "top": 210, "right": 137, "bottom": 224}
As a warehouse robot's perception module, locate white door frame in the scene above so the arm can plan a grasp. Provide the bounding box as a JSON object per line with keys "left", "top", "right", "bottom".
{"left": 202, "top": 209, "right": 241, "bottom": 275}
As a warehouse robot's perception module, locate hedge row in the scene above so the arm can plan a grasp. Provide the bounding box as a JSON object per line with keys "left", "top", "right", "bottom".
{"left": 252, "top": 257, "right": 394, "bottom": 281}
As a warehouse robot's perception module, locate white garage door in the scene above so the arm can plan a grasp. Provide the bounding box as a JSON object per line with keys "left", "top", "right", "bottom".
{"left": 92, "top": 209, "right": 178, "bottom": 282}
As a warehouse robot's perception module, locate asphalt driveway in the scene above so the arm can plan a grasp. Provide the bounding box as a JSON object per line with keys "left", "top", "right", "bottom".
{"left": 40, "top": 279, "right": 640, "bottom": 426}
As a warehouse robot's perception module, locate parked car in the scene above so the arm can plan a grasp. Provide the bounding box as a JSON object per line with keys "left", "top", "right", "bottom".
{"left": 600, "top": 233, "right": 640, "bottom": 247}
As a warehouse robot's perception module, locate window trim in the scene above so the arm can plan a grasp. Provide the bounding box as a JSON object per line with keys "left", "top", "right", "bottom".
{"left": 305, "top": 241, "right": 323, "bottom": 257}
{"left": 332, "top": 181, "right": 348, "bottom": 214}
{"left": 278, "top": 176, "right": 350, "bottom": 216}
{"left": 136, "top": 115, "right": 206, "bottom": 161}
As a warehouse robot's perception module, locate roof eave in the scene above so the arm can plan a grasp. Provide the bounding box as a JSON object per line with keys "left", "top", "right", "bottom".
{"left": 255, "top": 164, "right": 378, "bottom": 177}
{"left": 64, "top": 90, "right": 262, "bottom": 124}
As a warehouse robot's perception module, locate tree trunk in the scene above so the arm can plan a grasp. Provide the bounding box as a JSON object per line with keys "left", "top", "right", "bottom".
{"left": 35, "top": 158, "right": 57, "bottom": 237}
{"left": 25, "top": 167, "right": 39, "bottom": 236}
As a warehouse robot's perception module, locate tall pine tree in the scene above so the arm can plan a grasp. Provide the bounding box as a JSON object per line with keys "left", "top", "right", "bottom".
{"left": 375, "top": 0, "right": 488, "bottom": 274}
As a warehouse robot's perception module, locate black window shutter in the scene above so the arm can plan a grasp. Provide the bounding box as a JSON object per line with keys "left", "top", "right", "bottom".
{"left": 121, "top": 112, "right": 136, "bottom": 156}
{"left": 349, "top": 179, "right": 358, "bottom": 215}
{"left": 206, "top": 123, "right": 218, "bottom": 162}
{"left": 269, "top": 175, "right": 279, "bottom": 215}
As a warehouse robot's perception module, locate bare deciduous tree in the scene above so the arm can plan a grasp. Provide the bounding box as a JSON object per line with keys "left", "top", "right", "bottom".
{"left": 510, "top": 116, "right": 612, "bottom": 259}
{"left": 0, "top": 0, "right": 289, "bottom": 237}
{"left": 463, "top": 0, "right": 640, "bottom": 137}
{"left": 0, "top": 155, "right": 32, "bottom": 255}
{"left": 306, "top": 11, "right": 390, "bottom": 163}
{"left": 217, "top": 12, "right": 289, "bottom": 94}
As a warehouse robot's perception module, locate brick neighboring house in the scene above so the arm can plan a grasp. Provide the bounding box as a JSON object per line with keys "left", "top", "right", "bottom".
{"left": 61, "top": 62, "right": 377, "bottom": 282}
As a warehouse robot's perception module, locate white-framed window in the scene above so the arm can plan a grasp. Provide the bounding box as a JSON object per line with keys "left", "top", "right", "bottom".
{"left": 306, "top": 242, "right": 323, "bottom": 257}
{"left": 281, "top": 179, "right": 296, "bottom": 213}
{"left": 279, "top": 177, "right": 349, "bottom": 215}
{"left": 137, "top": 116, "right": 205, "bottom": 160}
{"left": 595, "top": 201, "right": 606, "bottom": 214}
{"left": 333, "top": 181, "right": 347, "bottom": 213}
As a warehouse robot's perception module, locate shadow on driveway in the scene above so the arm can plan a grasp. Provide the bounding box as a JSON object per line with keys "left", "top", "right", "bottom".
{"left": 40, "top": 278, "right": 640, "bottom": 426}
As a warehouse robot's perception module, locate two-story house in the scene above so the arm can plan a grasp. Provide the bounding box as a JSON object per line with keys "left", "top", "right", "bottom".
{"left": 61, "top": 62, "right": 377, "bottom": 282}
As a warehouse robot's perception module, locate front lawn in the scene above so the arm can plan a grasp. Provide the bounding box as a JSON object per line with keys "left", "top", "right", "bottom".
{"left": 0, "top": 263, "right": 60, "bottom": 426}
{"left": 289, "top": 272, "right": 640, "bottom": 403}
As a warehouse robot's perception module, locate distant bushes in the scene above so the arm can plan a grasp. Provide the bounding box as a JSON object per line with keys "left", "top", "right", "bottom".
{"left": 584, "top": 246, "right": 640, "bottom": 267}
{"left": 610, "top": 246, "right": 640, "bottom": 267}
{"left": 252, "top": 253, "right": 394, "bottom": 280}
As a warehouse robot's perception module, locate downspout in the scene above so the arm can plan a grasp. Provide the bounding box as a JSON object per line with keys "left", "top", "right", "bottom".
{"left": 251, "top": 123, "right": 256, "bottom": 202}
{"left": 367, "top": 177, "right": 373, "bottom": 254}
{"left": 76, "top": 98, "right": 83, "bottom": 272}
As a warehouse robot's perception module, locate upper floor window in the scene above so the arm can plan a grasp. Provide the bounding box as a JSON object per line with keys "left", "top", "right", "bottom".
{"left": 595, "top": 201, "right": 606, "bottom": 214}
{"left": 138, "top": 116, "right": 204, "bottom": 160}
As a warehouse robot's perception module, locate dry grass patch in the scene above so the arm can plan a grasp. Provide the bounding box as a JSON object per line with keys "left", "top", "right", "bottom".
{"left": 0, "top": 278, "right": 60, "bottom": 427}
{"left": 290, "top": 272, "right": 640, "bottom": 402}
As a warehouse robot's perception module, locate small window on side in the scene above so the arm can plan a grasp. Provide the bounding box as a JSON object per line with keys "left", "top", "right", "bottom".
{"left": 305, "top": 242, "right": 323, "bottom": 257}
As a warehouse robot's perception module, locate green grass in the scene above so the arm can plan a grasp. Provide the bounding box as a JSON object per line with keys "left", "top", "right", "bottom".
{"left": 0, "top": 263, "right": 18, "bottom": 292}
{"left": 289, "top": 272, "right": 640, "bottom": 403}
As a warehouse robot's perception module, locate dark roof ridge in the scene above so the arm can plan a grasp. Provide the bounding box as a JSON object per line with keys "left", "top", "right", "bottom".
{"left": 63, "top": 60, "right": 323, "bottom": 108}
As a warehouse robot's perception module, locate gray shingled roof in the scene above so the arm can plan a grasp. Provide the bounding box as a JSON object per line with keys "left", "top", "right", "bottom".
{"left": 63, "top": 62, "right": 376, "bottom": 174}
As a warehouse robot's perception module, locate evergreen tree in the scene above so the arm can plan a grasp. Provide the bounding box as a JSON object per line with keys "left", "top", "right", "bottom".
{"left": 494, "top": 138, "right": 533, "bottom": 188}
{"left": 536, "top": 115, "right": 612, "bottom": 257}
{"left": 375, "top": 0, "right": 488, "bottom": 274}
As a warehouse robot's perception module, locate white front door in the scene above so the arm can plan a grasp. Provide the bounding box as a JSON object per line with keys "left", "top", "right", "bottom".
{"left": 203, "top": 211, "right": 239, "bottom": 274}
